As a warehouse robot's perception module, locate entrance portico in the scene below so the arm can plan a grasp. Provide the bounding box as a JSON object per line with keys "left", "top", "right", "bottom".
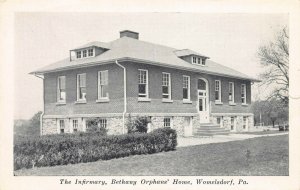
{"left": 197, "top": 78, "right": 209, "bottom": 123}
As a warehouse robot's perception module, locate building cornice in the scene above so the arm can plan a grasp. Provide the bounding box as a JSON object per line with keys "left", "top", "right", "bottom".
{"left": 30, "top": 57, "right": 260, "bottom": 82}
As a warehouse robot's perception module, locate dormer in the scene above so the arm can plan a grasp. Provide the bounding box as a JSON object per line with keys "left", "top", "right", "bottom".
{"left": 174, "top": 49, "right": 209, "bottom": 66}
{"left": 69, "top": 41, "right": 110, "bottom": 61}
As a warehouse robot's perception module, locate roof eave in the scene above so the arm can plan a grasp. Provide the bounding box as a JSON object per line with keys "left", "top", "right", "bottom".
{"left": 124, "top": 58, "right": 260, "bottom": 82}
{"left": 178, "top": 54, "right": 210, "bottom": 59}
{"left": 70, "top": 45, "right": 110, "bottom": 51}
{"left": 30, "top": 57, "right": 260, "bottom": 82}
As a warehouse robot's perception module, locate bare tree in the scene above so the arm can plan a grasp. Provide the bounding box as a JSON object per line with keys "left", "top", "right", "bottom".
{"left": 251, "top": 99, "right": 288, "bottom": 126}
{"left": 258, "top": 27, "right": 289, "bottom": 105}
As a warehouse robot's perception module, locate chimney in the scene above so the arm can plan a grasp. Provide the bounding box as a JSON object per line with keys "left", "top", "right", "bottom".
{"left": 120, "top": 30, "right": 139, "bottom": 39}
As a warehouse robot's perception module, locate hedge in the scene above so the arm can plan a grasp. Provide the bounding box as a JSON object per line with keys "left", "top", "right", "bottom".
{"left": 14, "top": 127, "right": 177, "bottom": 170}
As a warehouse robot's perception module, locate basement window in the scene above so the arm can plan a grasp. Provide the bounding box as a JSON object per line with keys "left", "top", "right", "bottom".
{"left": 216, "top": 116, "right": 223, "bottom": 128}
{"left": 99, "top": 119, "right": 107, "bottom": 128}
{"left": 230, "top": 117, "right": 236, "bottom": 131}
{"left": 59, "top": 120, "right": 65, "bottom": 133}
{"left": 164, "top": 117, "right": 172, "bottom": 128}
{"left": 73, "top": 120, "right": 78, "bottom": 132}
{"left": 243, "top": 116, "right": 248, "bottom": 130}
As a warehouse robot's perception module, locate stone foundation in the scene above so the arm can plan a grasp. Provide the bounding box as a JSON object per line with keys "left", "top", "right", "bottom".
{"left": 42, "top": 118, "right": 57, "bottom": 135}
{"left": 42, "top": 116, "right": 124, "bottom": 135}
{"left": 127, "top": 115, "right": 194, "bottom": 136}
{"left": 211, "top": 114, "right": 254, "bottom": 132}
{"left": 42, "top": 114, "right": 253, "bottom": 136}
{"left": 106, "top": 117, "right": 124, "bottom": 135}
{"left": 192, "top": 115, "right": 201, "bottom": 133}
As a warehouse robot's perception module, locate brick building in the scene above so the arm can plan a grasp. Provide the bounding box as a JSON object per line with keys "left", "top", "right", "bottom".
{"left": 30, "top": 30, "right": 259, "bottom": 136}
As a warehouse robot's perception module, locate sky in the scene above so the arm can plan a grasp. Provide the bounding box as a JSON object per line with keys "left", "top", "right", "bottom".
{"left": 14, "top": 13, "right": 288, "bottom": 119}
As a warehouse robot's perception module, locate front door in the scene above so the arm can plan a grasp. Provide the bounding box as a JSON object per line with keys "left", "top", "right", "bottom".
{"left": 184, "top": 117, "right": 192, "bottom": 137}
{"left": 198, "top": 89, "right": 209, "bottom": 123}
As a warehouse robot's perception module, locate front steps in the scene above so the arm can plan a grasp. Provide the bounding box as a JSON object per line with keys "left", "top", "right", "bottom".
{"left": 193, "top": 123, "right": 230, "bottom": 136}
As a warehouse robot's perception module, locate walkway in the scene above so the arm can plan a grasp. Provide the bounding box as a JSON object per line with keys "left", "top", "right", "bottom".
{"left": 177, "top": 132, "right": 288, "bottom": 147}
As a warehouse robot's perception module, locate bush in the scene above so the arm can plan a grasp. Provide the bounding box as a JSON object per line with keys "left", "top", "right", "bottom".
{"left": 14, "top": 128, "right": 177, "bottom": 170}
{"left": 127, "top": 116, "right": 150, "bottom": 133}
{"left": 85, "top": 118, "right": 107, "bottom": 136}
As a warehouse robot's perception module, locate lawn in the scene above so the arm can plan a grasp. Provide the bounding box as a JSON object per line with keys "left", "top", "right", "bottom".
{"left": 14, "top": 135, "right": 288, "bottom": 176}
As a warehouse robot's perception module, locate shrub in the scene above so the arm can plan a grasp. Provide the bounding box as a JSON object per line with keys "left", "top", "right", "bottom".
{"left": 14, "top": 127, "right": 177, "bottom": 170}
{"left": 127, "top": 116, "right": 150, "bottom": 133}
{"left": 85, "top": 118, "right": 107, "bottom": 136}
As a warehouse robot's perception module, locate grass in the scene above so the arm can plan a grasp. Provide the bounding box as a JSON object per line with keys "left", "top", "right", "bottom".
{"left": 14, "top": 134, "right": 288, "bottom": 176}
{"left": 235, "top": 130, "right": 287, "bottom": 135}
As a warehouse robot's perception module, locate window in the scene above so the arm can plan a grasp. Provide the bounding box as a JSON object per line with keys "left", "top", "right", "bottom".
{"left": 215, "top": 80, "right": 221, "bottom": 102}
{"left": 88, "top": 48, "right": 94, "bottom": 56}
{"left": 83, "top": 50, "right": 87, "bottom": 58}
{"left": 192, "top": 57, "right": 197, "bottom": 63}
{"left": 162, "top": 72, "right": 171, "bottom": 99}
{"left": 57, "top": 76, "right": 66, "bottom": 102}
{"left": 138, "top": 69, "right": 148, "bottom": 98}
{"left": 98, "top": 70, "right": 109, "bottom": 99}
{"left": 73, "top": 120, "right": 78, "bottom": 132}
{"left": 99, "top": 119, "right": 107, "bottom": 128}
{"left": 241, "top": 84, "right": 247, "bottom": 104}
{"left": 243, "top": 116, "right": 248, "bottom": 130}
{"left": 201, "top": 59, "right": 206, "bottom": 65}
{"left": 76, "top": 51, "right": 82, "bottom": 59}
{"left": 183, "top": 76, "right": 190, "bottom": 100}
{"left": 164, "top": 117, "right": 172, "bottom": 127}
{"left": 76, "top": 48, "right": 94, "bottom": 59}
{"left": 197, "top": 57, "right": 201, "bottom": 65}
{"left": 216, "top": 117, "right": 223, "bottom": 128}
{"left": 230, "top": 117, "right": 235, "bottom": 131}
{"left": 59, "top": 120, "right": 65, "bottom": 133}
{"left": 229, "top": 82, "right": 235, "bottom": 103}
{"left": 77, "top": 73, "right": 86, "bottom": 101}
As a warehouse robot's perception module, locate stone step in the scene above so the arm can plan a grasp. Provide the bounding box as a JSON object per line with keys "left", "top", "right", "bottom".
{"left": 194, "top": 122, "right": 230, "bottom": 136}
{"left": 200, "top": 123, "right": 220, "bottom": 127}
{"left": 193, "top": 123, "right": 230, "bottom": 136}
{"left": 199, "top": 126, "right": 223, "bottom": 130}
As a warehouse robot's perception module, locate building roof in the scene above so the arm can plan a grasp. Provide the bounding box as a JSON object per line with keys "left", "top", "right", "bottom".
{"left": 70, "top": 41, "right": 110, "bottom": 51}
{"left": 30, "top": 36, "right": 260, "bottom": 82}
